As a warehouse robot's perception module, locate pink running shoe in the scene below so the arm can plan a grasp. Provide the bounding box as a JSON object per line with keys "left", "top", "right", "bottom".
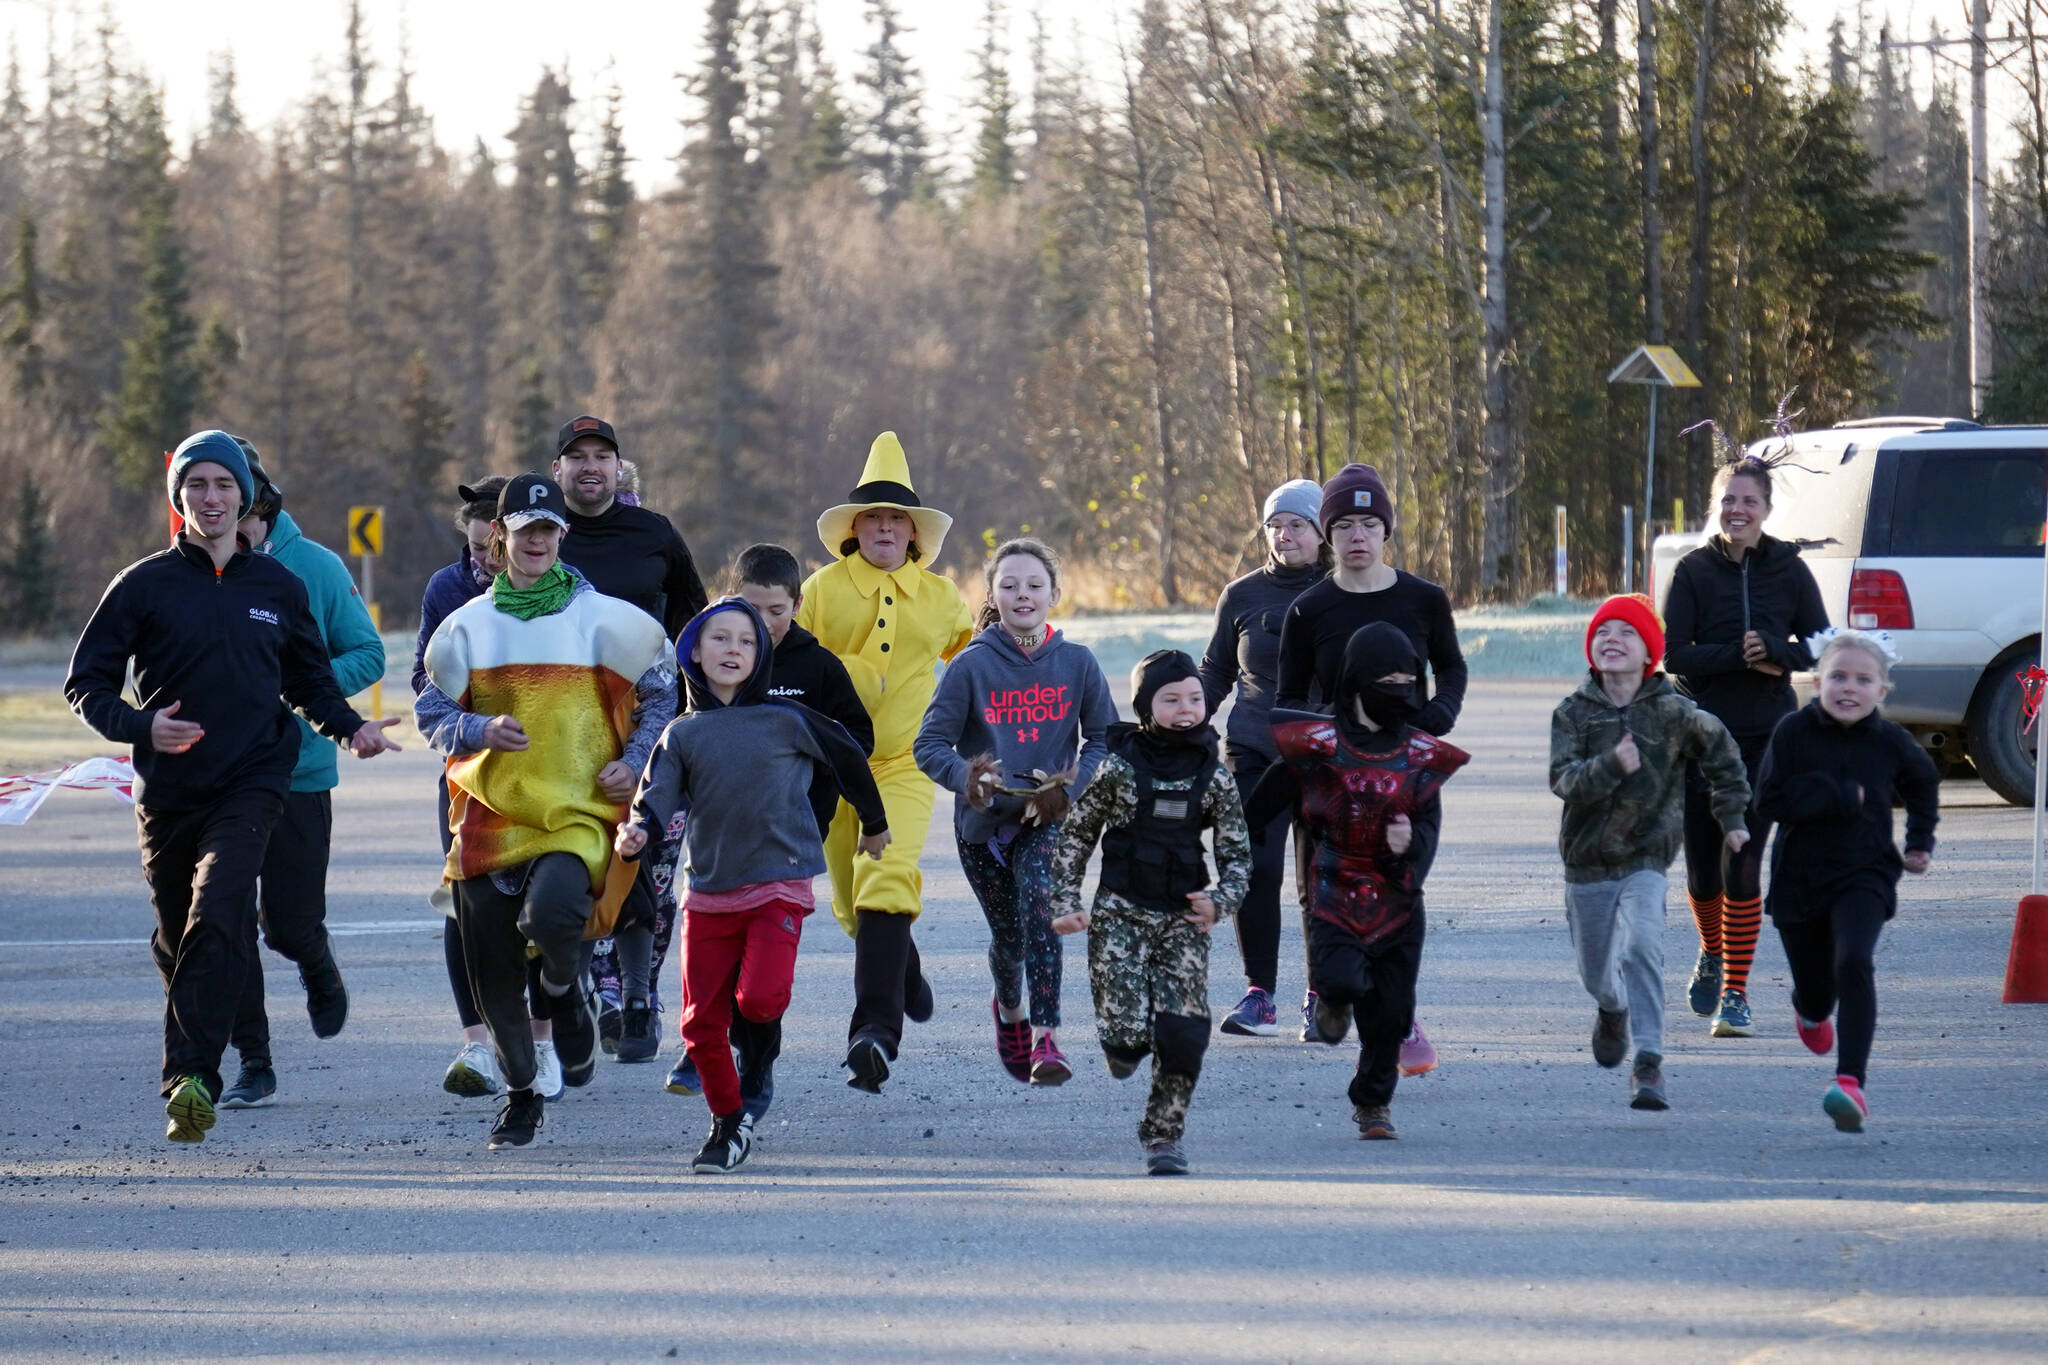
{"left": 1028, "top": 1032, "right": 1073, "bottom": 1086}
{"left": 992, "top": 997, "right": 1033, "bottom": 1083}
{"left": 1795, "top": 1012, "right": 1835, "bottom": 1056}
{"left": 1398, "top": 1021, "right": 1438, "bottom": 1077}
{"left": 1823, "top": 1075, "right": 1868, "bottom": 1132}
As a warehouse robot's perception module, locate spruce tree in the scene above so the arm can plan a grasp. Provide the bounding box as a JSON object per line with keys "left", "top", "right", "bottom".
{"left": 9, "top": 473, "right": 57, "bottom": 633}
{"left": 857, "top": 0, "right": 929, "bottom": 211}
{"left": 0, "top": 212, "right": 43, "bottom": 394}
{"left": 971, "top": 0, "right": 1019, "bottom": 199}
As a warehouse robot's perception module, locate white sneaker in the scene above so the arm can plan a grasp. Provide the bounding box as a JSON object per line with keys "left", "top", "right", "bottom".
{"left": 532, "top": 1040, "right": 565, "bottom": 1099}
{"left": 442, "top": 1040, "right": 502, "bottom": 1098}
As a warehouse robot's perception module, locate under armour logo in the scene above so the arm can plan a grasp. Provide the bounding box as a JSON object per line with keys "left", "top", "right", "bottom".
{"left": 1017, "top": 727, "right": 1039, "bottom": 743}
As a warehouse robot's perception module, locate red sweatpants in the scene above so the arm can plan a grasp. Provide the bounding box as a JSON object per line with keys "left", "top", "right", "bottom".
{"left": 679, "top": 898, "right": 806, "bottom": 1115}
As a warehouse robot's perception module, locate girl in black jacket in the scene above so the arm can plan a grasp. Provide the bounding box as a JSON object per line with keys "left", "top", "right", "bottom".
{"left": 1755, "top": 630, "right": 1939, "bottom": 1133}
{"left": 1663, "top": 456, "right": 1830, "bottom": 1039}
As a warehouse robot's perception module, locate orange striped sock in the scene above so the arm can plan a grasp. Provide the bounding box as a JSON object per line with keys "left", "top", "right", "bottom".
{"left": 1688, "top": 892, "right": 1725, "bottom": 957}
{"left": 1722, "top": 895, "right": 1763, "bottom": 993}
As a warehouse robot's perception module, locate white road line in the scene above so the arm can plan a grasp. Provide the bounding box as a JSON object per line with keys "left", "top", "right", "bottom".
{"left": 0, "top": 918, "right": 445, "bottom": 948}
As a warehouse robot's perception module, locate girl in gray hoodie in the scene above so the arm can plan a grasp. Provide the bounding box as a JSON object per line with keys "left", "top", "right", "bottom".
{"left": 914, "top": 539, "right": 1116, "bottom": 1087}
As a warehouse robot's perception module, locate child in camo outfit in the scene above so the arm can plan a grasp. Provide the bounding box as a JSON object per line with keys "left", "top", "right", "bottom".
{"left": 1051, "top": 651, "right": 1251, "bottom": 1176}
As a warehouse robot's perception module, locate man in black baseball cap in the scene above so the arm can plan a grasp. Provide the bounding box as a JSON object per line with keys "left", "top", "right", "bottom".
{"left": 546, "top": 418, "right": 705, "bottom": 1064}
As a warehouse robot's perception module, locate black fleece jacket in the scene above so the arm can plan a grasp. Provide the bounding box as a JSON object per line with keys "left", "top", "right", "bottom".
{"left": 560, "top": 501, "right": 709, "bottom": 639}
{"left": 766, "top": 622, "right": 876, "bottom": 835}
{"left": 1754, "top": 700, "right": 1940, "bottom": 921}
{"left": 1663, "top": 535, "right": 1830, "bottom": 740}
{"left": 65, "top": 536, "right": 364, "bottom": 810}
{"left": 1199, "top": 559, "right": 1325, "bottom": 762}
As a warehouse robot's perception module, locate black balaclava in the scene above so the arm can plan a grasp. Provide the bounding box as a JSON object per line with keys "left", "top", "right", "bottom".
{"left": 1336, "top": 621, "right": 1423, "bottom": 744}
{"left": 1126, "top": 649, "right": 1212, "bottom": 780}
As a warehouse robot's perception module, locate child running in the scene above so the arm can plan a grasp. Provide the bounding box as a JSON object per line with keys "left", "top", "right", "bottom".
{"left": 661, "top": 544, "right": 877, "bottom": 1110}
{"left": 1049, "top": 650, "right": 1250, "bottom": 1174}
{"left": 915, "top": 538, "right": 1116, "bottom": 1085}
{"left": 1549, "top": 594, "right": 1751, "bottom": 1110}
{"left": 1755, "top": 628, "right": 1939, "bottom": 1132}
{"left": 1245, "top": 622, "right": 1467, "bottom": 1140}
{"left": 619, "top": 598, "right": 890, "bottom": 1173}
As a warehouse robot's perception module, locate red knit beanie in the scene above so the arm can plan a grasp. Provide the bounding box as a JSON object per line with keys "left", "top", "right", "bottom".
{"left": 1585, "top": 593, "right": 1664, "bottom": 676}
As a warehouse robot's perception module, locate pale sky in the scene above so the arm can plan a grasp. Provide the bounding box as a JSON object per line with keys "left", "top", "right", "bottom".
{"left": 0, "top": 1, "right": 2029, "bottom": 181}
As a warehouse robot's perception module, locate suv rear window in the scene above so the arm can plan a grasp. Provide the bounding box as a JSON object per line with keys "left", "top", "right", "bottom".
{"left": 1755, "top": 445, "right": 1871, "bottom": 556}
{"left": 1890, "top": 449, "right": 2047, "bottom": 557}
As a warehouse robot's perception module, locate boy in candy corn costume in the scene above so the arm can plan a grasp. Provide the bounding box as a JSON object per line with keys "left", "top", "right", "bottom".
{"left": 797, "top": 432, "right": 976, "bottom": 1093}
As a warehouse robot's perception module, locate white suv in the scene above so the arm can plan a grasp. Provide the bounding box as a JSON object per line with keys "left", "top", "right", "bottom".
{"left": 1652, "top": 418, "right": 2044, "bottom": 804}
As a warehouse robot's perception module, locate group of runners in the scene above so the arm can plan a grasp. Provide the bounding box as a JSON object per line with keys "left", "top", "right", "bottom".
{"left": 63, "top": 417, "right": 1939, "bottom": 1173}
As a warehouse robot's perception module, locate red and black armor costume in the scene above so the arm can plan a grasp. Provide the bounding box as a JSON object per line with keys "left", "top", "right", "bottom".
{"left": 1268, "top": 714, "right": 1469, "bottom": 947}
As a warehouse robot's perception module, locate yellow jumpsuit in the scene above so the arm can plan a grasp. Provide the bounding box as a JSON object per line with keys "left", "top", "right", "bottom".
{"left": 797, "top": 552, "right": 975, "bottom": 934}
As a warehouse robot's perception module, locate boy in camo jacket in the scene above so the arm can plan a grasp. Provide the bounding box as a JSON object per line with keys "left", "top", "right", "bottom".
{"left": 1051, "top": 650, "right": 1251, "bottom": 1176}
{"left": 1550, "top": 594, "right": 1751, "bottom": 1111}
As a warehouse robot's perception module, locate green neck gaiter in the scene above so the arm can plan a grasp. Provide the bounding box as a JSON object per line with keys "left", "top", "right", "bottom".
{"left": 493, "top": 562, "right": 576, "bottom": 621}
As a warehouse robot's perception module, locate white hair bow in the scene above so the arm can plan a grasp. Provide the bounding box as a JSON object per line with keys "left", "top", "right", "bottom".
{"left": 1807, "top": 626, "right": 1899, "bottom": 665}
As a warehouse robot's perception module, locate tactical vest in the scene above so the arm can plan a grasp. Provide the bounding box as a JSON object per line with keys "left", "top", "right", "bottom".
{"left": 1098, "top": 751, "right": 1217, "bottom": 910}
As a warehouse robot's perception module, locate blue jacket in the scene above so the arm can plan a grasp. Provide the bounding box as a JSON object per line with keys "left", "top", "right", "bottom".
{"left": 414, "top": 547, "right": 490, "bottom": 696}
{"left": 263, "top": 510, "right": 386, "bottom": 791}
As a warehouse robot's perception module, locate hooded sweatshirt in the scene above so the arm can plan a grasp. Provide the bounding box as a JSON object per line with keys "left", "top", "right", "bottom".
{"left": 765, "top": 621, "right": 876, "bottom": 836}
{"left": 1548, "top": 671, "right": 1750, "bottom": 883}
{"left": 1663, "top": 534, "right": 1830, "bottom": 740}
{"left": 259, "top": 509, "right": 387, "bottom": 793}
{"left": 631, "top": 599, "right": 886, "bottom": 898}
{"left": 913, "top": 622, "right": 1117, "bottom": 843}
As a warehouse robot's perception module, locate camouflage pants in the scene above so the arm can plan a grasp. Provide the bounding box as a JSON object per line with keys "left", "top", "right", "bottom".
{"left": 1087, "top": 894, "right": 1213, "bottom": 1143}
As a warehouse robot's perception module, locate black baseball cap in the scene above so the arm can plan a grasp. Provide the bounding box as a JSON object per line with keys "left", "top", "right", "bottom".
{"left": 498, "top": 473, "right": 570, "bottom": 531}
{"left": 555, "top": 414, "right": 620, "bottom": 458}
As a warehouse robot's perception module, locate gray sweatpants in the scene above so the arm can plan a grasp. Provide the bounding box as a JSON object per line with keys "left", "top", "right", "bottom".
{"left": 1564, "top": 870, "right": 1668, "bottom": 1059}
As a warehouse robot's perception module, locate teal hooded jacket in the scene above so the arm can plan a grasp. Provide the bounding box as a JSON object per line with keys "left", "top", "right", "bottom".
{"left": 261, "top": 510, "right": 387, "bottom": 792}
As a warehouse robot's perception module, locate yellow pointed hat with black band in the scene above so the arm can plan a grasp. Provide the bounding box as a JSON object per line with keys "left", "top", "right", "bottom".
{"left": 815, "top": 431, "right": 955, "bottom": 565}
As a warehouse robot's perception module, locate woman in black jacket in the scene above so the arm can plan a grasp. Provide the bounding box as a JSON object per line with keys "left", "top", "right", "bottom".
{"left": 1663, "top": 456, "right": 1830, "bottom": 1039}
{"left": 1755, "top": 630, "right": 1938, "bottom": 1132}
{"left": 1197, "top": 479, "right": 1326, "bottom": 1037}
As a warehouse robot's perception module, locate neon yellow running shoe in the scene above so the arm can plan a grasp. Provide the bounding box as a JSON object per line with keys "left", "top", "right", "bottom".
{"left": 165, "top": 1076, "right": 216, "bottom": 1143}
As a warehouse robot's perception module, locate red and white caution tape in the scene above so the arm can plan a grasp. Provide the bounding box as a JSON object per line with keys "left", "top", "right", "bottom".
{"left": 0, "top": 756, "right": 135, "bottom": 826}
{"left": 2020, "top": 665, "right": 2048, "bottom": 735}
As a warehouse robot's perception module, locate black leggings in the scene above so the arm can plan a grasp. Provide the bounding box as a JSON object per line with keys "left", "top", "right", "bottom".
{"left": 1682, "top": 730, "right": 1773, "bottom": 902}
{"left": 1229, "top": 754, "right": 1291, "bottom": 995}
{"left": 1307, "top": 915, "right": 1423, "bottom": 1110}
{"left": 1775, "top": 889, "right": 1888, "bottom": 1084}
{"left": 436, "top": 772, "right": 546, "bottom": 1027}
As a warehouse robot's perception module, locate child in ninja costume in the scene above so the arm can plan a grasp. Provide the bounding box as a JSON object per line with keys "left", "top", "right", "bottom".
{"left": 1244, "top": 622, "right": 1468, "bottom": 1140}
{"left": 618, "top": 597, "right": 891, "bottom": 1173}
{"left": 1050, "top": 651, "right": 1251, "bottom": 1175}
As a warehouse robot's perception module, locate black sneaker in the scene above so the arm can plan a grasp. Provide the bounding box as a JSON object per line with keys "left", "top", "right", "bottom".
{"left": 1592, "top": 1008, "right": 1630, "bottom": 1069}
{"left": 1143, "top": 1139, "right": 1189, "bottom": 1175}
{"left": 300, "top": 942, "right": 349, "bottom": 1039}
{"left": 691, "top": 1111, "right": 752, "bottom": 1173}
{"left": 1354, "top": 1104, "right": 1398, "bottom": 1140}
{"left": 844, "top": 1035, "right": 890, "bottom": 1093}
{"left": 548, "top": 974, "right": 600, "bottom": 1087}
{"left": 598, "top": 992, "right": 624, "bottom": 1056}
{"left": 905, "top": 972, "right": 935, "bottom": 1024}
{"left": 615, "top": 1002, "right": 658, "bottom": 1064}
{"left": 1312, "top": 994, "right": 1353, "bottom": 1045}
{"left": 219, "top": 1063, "right": 277, "bottom": 1109}
{"left": 1630, "top": 1052, "right": 1669, "bottom": 1110}
{"left": 488, "top": 1088, "right": 545, "bottom": 1149}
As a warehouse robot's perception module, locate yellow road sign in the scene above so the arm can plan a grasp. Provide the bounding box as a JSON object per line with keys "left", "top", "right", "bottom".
{"left": 347, "top": 505, "right": 384, "bottom": 557}
{"left": 1607, "top": 344, "right": 1703, "bottom": 388}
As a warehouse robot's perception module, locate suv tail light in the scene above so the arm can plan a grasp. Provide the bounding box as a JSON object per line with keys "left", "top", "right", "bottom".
{"left": 1848, "top": 568, "right": 1914, "bottom": 630}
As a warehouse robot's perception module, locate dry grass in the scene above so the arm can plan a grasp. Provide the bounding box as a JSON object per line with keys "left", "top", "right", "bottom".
{"left": 0, "top": 691, "right": 123, "bottom": 776}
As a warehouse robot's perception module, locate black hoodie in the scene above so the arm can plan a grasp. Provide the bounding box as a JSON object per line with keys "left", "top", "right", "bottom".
{"left": 631, "top": 599, "right": 884, "bottom": 896}
{"left": 766, "top": 622, "right": 876, "bottom": 836}
{"left": 1664, "top": 534, "right": 1830, "bottom": 740}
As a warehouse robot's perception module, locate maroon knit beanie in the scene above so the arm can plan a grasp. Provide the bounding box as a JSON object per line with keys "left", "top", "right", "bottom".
{"left": 1319, "top": 463, "right": 1395, "bottom": 538}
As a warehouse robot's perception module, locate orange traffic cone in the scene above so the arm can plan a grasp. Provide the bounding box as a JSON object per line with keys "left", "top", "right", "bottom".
{"left": 2003, "top": 894, "right": 2048, "bottom": 1003}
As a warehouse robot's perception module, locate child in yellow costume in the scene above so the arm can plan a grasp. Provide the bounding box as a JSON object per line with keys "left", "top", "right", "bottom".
{"left": 798, "top": 432, "right": 975, "bottom": 1093}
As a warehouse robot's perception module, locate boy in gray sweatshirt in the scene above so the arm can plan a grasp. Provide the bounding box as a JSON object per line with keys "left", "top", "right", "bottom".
{"left": 619, "top": 597, "right": 888, "bottom": 1173}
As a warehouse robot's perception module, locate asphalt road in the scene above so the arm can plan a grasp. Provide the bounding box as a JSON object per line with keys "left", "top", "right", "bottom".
{"left": 2, "top": 680, "right": 2044, "bottom": 1362}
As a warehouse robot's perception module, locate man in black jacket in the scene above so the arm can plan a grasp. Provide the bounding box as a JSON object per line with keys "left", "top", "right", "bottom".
{"left": 65, "top": 430, "right": 401, "bottom": 1144}
{"left": 551, "top": 414, "right": 707, "bottom": 1062}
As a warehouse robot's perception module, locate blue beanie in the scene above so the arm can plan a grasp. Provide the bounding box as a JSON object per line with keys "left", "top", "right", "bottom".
{"left": 167, "top": 430, "right": 254, "bottom": 515}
